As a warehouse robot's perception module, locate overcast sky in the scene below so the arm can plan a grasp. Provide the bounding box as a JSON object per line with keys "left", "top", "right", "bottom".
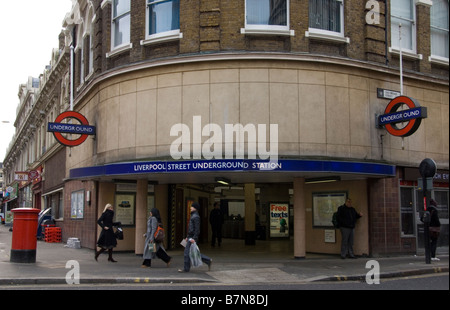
{"left": 0, "top": 0, "right": 73, "bottom": 161}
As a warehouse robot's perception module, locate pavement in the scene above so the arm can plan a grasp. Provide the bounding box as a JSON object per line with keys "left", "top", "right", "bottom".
{"left": 0, "top": 224, "right": 448, "bottom": 286}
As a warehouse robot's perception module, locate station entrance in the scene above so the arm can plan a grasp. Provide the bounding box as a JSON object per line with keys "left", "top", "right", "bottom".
{"left": 170, "top": 183, "right": 294, "bottom": 251}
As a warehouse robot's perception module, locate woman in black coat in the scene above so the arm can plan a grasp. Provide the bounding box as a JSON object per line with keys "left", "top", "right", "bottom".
{"left": 95, "top": 204, "right": 120, "bottom": 262}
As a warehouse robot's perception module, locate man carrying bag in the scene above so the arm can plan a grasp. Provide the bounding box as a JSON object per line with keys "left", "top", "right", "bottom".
{"left": 178, "top": 202, "right": 212, "bottom": 272}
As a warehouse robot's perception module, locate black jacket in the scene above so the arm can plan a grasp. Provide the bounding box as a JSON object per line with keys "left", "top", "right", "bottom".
{"left": 97, "top": 209, "right": 119, "bottom": 248}
{"left": 429, "top": 206, "right": 441, "bottom": 228}
{"left": 337, "top": 204, "right": 361, "bottom": 229}
{"left": 187, "top": 211, "right": 201, "bottom": 242}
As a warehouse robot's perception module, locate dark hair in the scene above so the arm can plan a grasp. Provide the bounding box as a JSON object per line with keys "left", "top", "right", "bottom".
{"left": 192, "top": 202, "right": 200, "bottom": 211}
{"left": 151, "top": 208, "right": 162, "bottom": 223}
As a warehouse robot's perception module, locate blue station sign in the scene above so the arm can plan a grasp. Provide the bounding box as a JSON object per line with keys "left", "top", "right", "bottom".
{"left": 69, "top": 159, "right": 396, "bottom": 179}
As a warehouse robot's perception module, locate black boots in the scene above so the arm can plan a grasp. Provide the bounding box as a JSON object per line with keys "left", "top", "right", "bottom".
{"left": 108, "top": 249, "right": 117, "bottom": 262}
{"left": 95, "top": 248, "right": 117, "bottom": 262}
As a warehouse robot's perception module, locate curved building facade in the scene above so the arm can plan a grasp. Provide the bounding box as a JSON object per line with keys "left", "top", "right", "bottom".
{"left": 3, "top": 0, "right": 449, "bottom": 257}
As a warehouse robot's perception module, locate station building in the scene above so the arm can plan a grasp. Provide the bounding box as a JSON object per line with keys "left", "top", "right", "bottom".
{"left": 2, "top": 0, "right": 448, "bottom": 258}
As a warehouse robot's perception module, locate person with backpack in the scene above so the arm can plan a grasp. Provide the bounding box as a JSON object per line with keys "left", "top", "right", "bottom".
{"left": 336, "top": 198, "right": 363, "bottom": 259}
{"left": 142, "top": 208, "right": 171, "bottom": 268}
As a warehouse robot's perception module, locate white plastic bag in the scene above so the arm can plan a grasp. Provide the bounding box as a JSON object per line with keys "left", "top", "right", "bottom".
{"left": 189, "top": 242, "right": 203, "bottom": 268}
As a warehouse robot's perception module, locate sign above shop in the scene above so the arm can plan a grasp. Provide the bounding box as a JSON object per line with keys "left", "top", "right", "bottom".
{"left": 377, "top": 96, "right": 427, "bottom": 137}
{"left": 69, "top": 158, "right": 396, "bottom": 179}
{"left": 48, "top": 111, "right": 96, "bottom": 147}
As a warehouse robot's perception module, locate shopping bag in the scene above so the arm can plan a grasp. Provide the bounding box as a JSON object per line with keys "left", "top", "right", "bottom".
{"left": 147, "top": 241, "right": 156, "bottom": 253}
{"left": 189, "top": 242, "right": 203, "bottom": 268}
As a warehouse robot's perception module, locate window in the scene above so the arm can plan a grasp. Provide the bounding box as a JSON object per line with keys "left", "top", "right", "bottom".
{"left": 112, "top": 0, "right": 131, "bottom": 49}
{"left": 242, "top": 0, "right": 293, "bottom": 36}
{"left": 390, "top": 0, "right": 416, "bottom": 53}
{"left": 142, "top": 0, "right": 182, "bottom": 45}
{"left": 430, "top": 0, "right": 449, "bottom": 62}
{"left": 307, "top": 0, "right": 348, "bottom": 42}
{"left": 79, "top": 39, "right": 84, "bottom": 84}
{"left": 400, "top": 187, "right": 415, "bottom": 236}
{"left": 71, "top": 190, "right": 85, "bottom": 219}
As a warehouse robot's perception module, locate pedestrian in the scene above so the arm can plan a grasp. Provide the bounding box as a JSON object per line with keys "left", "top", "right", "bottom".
{"left": 178, "top": 202, "right": 212, "bottom": 272}
{"left": 142, "top": 208, "right": 172, "bottom": 268}
{"left": 336, "top": 198, "right": 362, "bottom": 259}
{"left": 209, "top": 201, "right": 223, "bottom": 247}
{"left": 95, "top": 203, "right": 120, "bottom": 262}
{"left": 428, "top": 199, "right": 441, "bottom": 261}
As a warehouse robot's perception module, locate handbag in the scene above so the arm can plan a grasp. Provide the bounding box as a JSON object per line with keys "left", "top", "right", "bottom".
{"left": 429, "top": 226, "right": 440, "bottom": 239}
{"left": 154, "top": 224, "right": 165, "bottom": 243}
{"left": 114, "top": 226, "right": 124, "bottom": 240}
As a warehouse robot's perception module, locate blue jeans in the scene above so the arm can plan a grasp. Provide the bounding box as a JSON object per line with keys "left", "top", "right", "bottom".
{"left": 183, "top": 241, "right": 211, "bottom": 272}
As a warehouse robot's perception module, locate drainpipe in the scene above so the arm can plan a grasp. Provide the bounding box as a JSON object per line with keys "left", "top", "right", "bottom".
{"left": 385, "top": 0, "right": 389, "bottom": 66}
{"left": 70, "top": 44, "right": 74, "bottom": 111}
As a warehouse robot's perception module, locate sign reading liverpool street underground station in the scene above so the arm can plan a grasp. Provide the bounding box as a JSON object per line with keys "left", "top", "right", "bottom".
{"left": 377, "top": 96, "right": 427, "bottom": 137}
{"left": 48, "top": 111, "right": 96, "bottom": 147}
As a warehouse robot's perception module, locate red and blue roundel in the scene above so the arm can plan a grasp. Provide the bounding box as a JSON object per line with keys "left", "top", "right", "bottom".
{"left": 378, "top": 96, "right": 427, "bottom": 137}
{"left": 48, "top": 111, "right": 96, "bottom": 147}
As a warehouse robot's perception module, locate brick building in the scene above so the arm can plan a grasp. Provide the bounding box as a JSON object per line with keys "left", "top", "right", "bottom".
{"left": 2, "top": 0, "right": 448, "bottom": 258}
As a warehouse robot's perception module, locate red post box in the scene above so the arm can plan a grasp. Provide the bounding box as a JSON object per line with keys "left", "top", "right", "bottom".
{"left": 10, "top": 208, "right": 41, "bottom": 263}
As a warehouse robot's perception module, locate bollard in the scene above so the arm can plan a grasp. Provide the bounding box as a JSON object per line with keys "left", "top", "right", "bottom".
{"left": 10, "top": 208, "right": 41, "bottom": 263}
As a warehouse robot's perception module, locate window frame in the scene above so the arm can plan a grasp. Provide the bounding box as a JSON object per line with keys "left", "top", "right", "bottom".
{"left": 107, "top": 0, "right": 132, "bottom": 57}
{"left": 390, "top": 0, "right": 417, "bottom": 55}
{"left": 141, "top": 0, "right": 183, "bottom": 46}
{"left": 306, "top": 0, "right": 349, "bottom": 43}
{"left": 241, "top": 0, "right": 294, "bottom": 36}
{"left": 429, "top": 0, "right": 449, "bottom": 65}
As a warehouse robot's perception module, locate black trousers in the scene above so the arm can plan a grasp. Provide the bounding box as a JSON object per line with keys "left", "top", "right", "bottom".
{"left": 142, "top": 247, "right": 171, "bottom": 266}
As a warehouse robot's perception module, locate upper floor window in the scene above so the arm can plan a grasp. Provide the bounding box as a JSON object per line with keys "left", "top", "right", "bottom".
{"left": 430, "top": 0, "right": 449, "bottom": 61}
{"left": 307, "top": 0, "right": 348, "bottom": 43}
{"left": 142, "top": 0, "right": 182, "bottom": 45}
{"left": 242, "top": 0, "right": 293, "bottom": 36}
{"left": 390, "top": 0, "right": 416, "bottom": 53}
{"left": 309, "top": 0, "right": 343, "bottom": 34}
{"left": 112, "top": 0, "right": 131, "bottom": 49}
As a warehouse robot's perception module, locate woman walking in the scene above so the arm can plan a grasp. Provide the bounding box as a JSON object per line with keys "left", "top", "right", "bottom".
{"left": 95, "top": 204, "right": 120, "bottom": 262}
{"left": 142, "top": 208, "right": 171, "bottom": 268}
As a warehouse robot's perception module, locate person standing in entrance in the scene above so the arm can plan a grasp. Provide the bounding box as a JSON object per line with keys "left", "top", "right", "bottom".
{"left": 178, "top": 202, "right": 212, "bottom": 272}
{"left": 210, "top": 202, "right": 223, "bottom": 247}
{"left": 428, "top": 199, "right": 441, "bottom": 261}
{"left": 337, "top": 198, "right": 362, "bottom": 259}
{"left": 95, "top": 204, "right": 120, "bottom": 262}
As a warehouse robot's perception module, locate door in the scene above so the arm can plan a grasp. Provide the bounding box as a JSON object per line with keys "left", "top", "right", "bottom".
{"left": 199, "top": 197, "right": 209, "bottom": 243}
{"left": 175, "top": 188, "right": 184, "bottom": 247}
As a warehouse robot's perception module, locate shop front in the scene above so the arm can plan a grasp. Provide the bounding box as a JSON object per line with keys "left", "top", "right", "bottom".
{"left": 67, "top": 158, "right": 395, "bottom": 257}
{"left": 400, "top": 168, "right": 449, "bottom": 255}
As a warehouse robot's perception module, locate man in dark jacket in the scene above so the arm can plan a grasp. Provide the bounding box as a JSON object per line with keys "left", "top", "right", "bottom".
{"left": 210, "top": 202, "right": 223, "bottom": 247}
{"left": 337, "top": 198, "right": 362, "bottom": 259}
{"left": 179, "top": 202, "right": 212, "bottom": 272}
{"left": 428, "top": 199, "right": 441, "bottom": 261}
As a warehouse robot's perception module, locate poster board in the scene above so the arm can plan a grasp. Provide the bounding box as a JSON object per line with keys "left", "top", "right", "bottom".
{"left": 269, "top": 202, "right": 289, "bottom": 237}
{"left": 312, "top": 192, "right": 347, "bottom": 228}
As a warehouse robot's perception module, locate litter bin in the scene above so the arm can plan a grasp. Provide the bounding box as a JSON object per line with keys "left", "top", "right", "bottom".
{"left": 10, "top": 208, "right": 41, "bottom": 263}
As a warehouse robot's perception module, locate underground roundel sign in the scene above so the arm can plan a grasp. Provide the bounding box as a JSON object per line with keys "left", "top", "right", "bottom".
{"left": 48, "top": 111, "right": 96, "bottom": 147}
{"left": 378, "top": 96, "right": 427, "bottom": 137}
